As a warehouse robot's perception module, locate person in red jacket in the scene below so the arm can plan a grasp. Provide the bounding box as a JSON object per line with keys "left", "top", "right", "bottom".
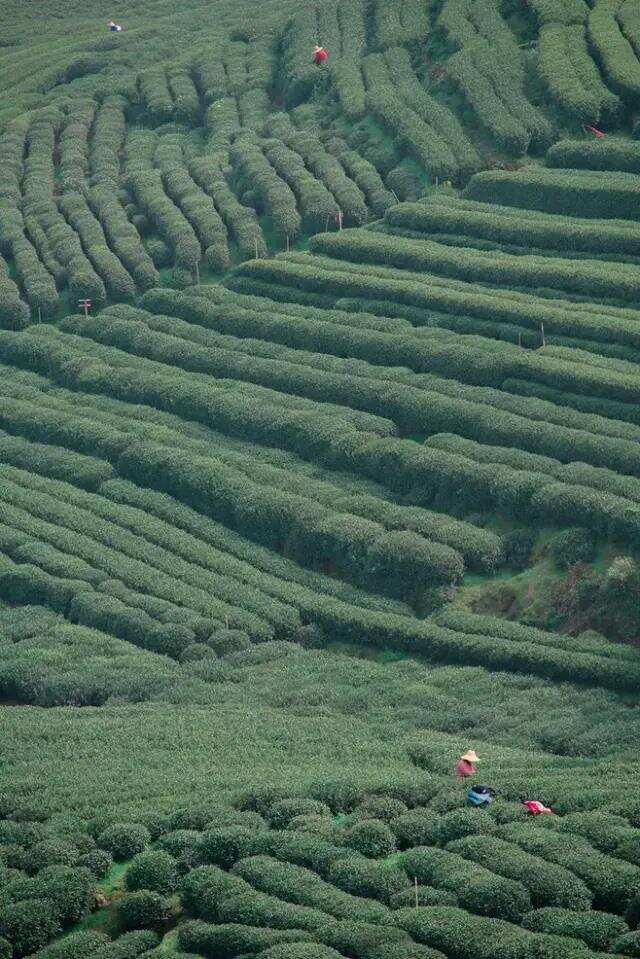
{"left": 313, "top": 44, "right": 329, "bottom": 66}
{"left": 455, "top": 749, "right": 479, "bottom": 780}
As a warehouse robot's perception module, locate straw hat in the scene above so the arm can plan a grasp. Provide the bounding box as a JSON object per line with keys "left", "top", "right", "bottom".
{"left": 460, "top": 750, "right": 480, "bottom": 763}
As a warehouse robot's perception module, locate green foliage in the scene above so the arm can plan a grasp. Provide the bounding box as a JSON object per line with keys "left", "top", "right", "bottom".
{"left": 549, "top": 528, "right": 596, "bottom": 569}
{"left": 389, "top": 886, "right": 458, "bottom": 908}
{"left": 610, "top": 930, "right": 640, "bottom": 956}
{"left": 115, "top": 891, "right": 168, "bottom": 932}
{"left": 76, "top": 849, "right": 113, "bottom": 879}
{"left": 124, "top": 850, "right": 178, "bottom": 894}
{"left": 98, "top": 824, "right": 151, "bottom": 861}
{"left": 28, "top": 931, "right": 108, "bottom": 959}
{"left": 268, "top": 801, "right": 332, "bottom": 830}
{"left": 327, "top": 856, "right": 409, "bottom": 904}
{"left": 521, "top": 907, "right": 628, "bottom": 950}
{"left": 177, "top": 920, "right": 313, "bottom": 958}
{"left": 447, "top": 835, "right": 593, "bottom": 910}
{"left": 500, "top": 822, "right": 640, "bottom": 911}
{"left": 231, "top": 854, "right": 392, "bottom": 923}
{"left": 402, "top": 846, "right": 531, "bottom": 921}
{"left": 395, "top": 905, "right": 591, "bottom": 959}
{"left": 345, "top": 821, "right": 396, "bottom": 859}
{"left": 0, "top": 898, "right": 61, "bottom": 958}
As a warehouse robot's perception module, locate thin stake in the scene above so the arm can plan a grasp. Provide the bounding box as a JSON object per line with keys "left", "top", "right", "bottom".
{"left": 286, "top": 234, "right": 290, "bottom": 253}
{"left": 254, "top": 237, "right": 259, "bottom": 259}
{"left": 414, "top": 876, "right": 419, "bottom": 908}
{"left": 518, "top": 331, "right": 522, "bottom": 348}
{"left": 38, "top": 307, "right": 42, "bottom": 324}
{"left": 540, "top": 321, "right": 546, "bottom": 347}
{"left": 325, "top": 215, "right": 330, "bottom": 233}
{"left": 195, "top": 260, "right": 200, "bottom": 287}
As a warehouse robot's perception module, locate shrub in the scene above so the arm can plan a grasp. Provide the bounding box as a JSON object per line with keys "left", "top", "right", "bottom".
{"left": 156, "top": 830, "right": 202, "bottom": 861}
{"left": 611, "top": 930, "right": 640, "bottom": 956}
{"left": 177, "top": 919, "right": 313, "bottom": 958}
{"left": 394, "top": 905, "right": 590, "bottom": 959}
{"left": 124, "top": 850, "right": 178, "bottom": 894}
{"left": 0, "top": 938, "right": 10, "bottom": 959}
{"left": 327, "top": 856, "right": 409, "bottom": 903}
{"left": 258, "top": 945, "right": 344, "bottom": 959}
{"left": 556, "top": 810, "right": 635, "bottom": 853}
{"left": 287, "top": 816, "right": 337, "bottom": 841}
{"left": 197, "top": 827, "right": 256, "bottom": 869}
{"left": 402, "top": 847, "right": 531, "bottom": 921}
{"left": 363, "top": 945, "right": 447, "bottom": 959}
{"left": 350, "top": 797, "right": 408, "bottom": 824}
{"left": 616, "top": 837, "right": 640, "bottom": 866}
{"left": 97, "top": 824, "right": 150, "bottom": 861}
{"left": 320, "top": 918, "right": 410, "bottom": 957}
{"left": 179, "top": 643, "right": 215, "bottom": 663}
{"left": 502, "top": 530, "right": 536, "bottom": 571}
{"left": 549, "top": 528, "right": 596, "bottom": 569}
{"left": 115, "top": 891, "right": 168, "bottom": 931}
{"left": 231, "top": 855, "right": 391, "bottom": 923}
{"left": 521, "top": 906, "right": 628, "bottom": 950}
{"left": 627, "top": 894, "right": 640, "bottom": 929}
{"left": 27, "top": 930, "right": 108, "bottom": 958}
{"left": 448, "top": 835, "right": 592, "bottom": 910}
{"left": 28, "top": 865, "right": 95, "bottom": 924}
{"left": 500, "top": 823, "right": 640, "bottom": 911}
{"left": 390, "top": 885, "right": 458, "bottom": 908}
{"left": 100, "top": 929, "right": 160, "bottom": 957}
{"left": 268, "top": 800, "right": 332, "bottom": 830}
{"left": 0, "top": 898, "right": 61, "bottom": 957}
{"left": 437, "top": 808, "right": 495, "bottom": 845}
{"left": 345, "top": 821, "right": 396, "bottom": 859}
{"left": 390, "top": 811, "right": 441, "bottom": 850}
{"left": 178, "top": 865, "right": 246, "bottom": 919}
{"left": 26, "top": 839, "right": 78, "bottom": 874}
{"left": 207, "top": 630, "right": 252, "bottom": 655}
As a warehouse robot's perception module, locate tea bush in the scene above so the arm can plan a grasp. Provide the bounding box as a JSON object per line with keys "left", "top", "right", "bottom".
{"left": 124, "top": 850, "right": 178, "bottom": 894}
{"left": 97, "top": 824, "right": 151, "bottom": 861}
{"left": 115, "top": 891, "right": 168, "bottom": 932}
{"left": 401, "top": 846, "right": 531, "bottom": 921}
{"left": 521, "top": 907, "right": 628, "bottom": 950}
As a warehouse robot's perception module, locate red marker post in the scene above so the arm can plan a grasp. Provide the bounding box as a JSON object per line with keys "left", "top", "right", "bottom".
{"left": 78, "top": 298, "right": 92, "bottom": 318}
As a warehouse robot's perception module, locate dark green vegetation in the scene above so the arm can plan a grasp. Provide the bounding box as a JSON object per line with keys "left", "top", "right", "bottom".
{"left": 2, "top": 0, "right": 640, "bottom": 956}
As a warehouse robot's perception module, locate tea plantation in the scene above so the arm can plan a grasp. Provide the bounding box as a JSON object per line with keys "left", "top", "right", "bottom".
{"left": 2, "top": 0, "right": 640, "bottom": 956}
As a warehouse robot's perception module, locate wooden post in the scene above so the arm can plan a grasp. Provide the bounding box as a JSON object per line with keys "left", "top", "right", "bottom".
{"left": 337, "top": 210, "right": 343, "bottom": 231}
{"left": 540, "top": 321, "right": 546, "bottom": 347}
{"left": 38, "top": 307, "right": 42, "bottom": 324}
{"left": 225, "top": 615, "right": 229, "bottom": 629}
{"left": 435, "top": 176, "right": 439, "bottom": 188}
{"left": 518, "top": 331, "right": 522, "bottom": 348}
{"left": 414, "top": 876, "right": 419, "bottom": 908}
{"left": 194, "top": 260, "right": 200, "bottom": 287}
{"left": 286, "top": 234, "right": 290, "bottom": 253}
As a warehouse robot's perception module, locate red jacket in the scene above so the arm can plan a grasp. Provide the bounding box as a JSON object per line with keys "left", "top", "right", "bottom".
{"left": 455, "top": 759, "right": 475, "bottom": 779}
{"left": 314, "top": 48, "right": 328, "bottom": 64}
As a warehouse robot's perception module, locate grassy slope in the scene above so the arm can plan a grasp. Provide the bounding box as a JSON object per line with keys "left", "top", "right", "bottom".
{"left": 3, "top": 647, "right": 638, "bottom": 818}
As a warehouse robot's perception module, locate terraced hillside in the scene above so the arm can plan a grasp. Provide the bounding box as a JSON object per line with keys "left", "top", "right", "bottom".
{"left": 2, "top": 0, "right": 640, "bottom": 957}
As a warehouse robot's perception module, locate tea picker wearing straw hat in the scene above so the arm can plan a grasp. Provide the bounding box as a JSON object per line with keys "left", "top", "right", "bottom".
{"left": 455, "top": 749, "right": 479, "bottom": 780}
